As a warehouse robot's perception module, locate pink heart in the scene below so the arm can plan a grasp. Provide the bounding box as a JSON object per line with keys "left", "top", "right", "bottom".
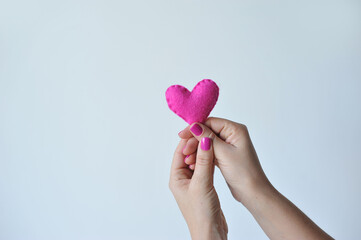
{"left": 165, "top": 79, "right": 219, "bottom": 124}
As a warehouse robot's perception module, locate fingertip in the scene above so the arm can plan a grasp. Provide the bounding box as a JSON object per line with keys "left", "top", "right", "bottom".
{"left": 178, "top": 126, "right": 193, "bottom": 139}
{"left": 200, "top": 137, "right": 212, "bottom": 151}
{"left": 189, "top": 164, "right": 195, "bottom": 171}
{"left": 190, "top": 122, "right": 203, "bottom": 136}
{"left": 184, "top": 155, "right": 190, "bottom": 163}
{"left": 184, "top": 153, "right": 196, "bottom": 165}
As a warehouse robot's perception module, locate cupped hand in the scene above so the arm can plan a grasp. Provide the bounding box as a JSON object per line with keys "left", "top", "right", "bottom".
{"left": 169, "top": 137, "right": 228, "bottom": 240}
{"left": 179, "top": 117, "right": 271, "bottom": 203}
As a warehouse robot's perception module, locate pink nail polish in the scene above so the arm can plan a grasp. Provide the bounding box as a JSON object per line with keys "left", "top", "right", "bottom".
{"left": 190, "top": 123, "right": 202, "bottom": 136}
{"left": 184, "top": 155, "right": 190, "bottom": 163}
{"left": 201, "top": 137, "right": 211, "bottom": 151}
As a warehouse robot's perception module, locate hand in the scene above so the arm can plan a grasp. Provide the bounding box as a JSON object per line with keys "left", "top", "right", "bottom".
{"left": 169, "top": 137, "right": 228, "bottom": 240}
{"left": 179, "top": 117, "right": 333, "bottom": 240}
{"left": 179, "top": 117, "right": 270, "bottom": 203}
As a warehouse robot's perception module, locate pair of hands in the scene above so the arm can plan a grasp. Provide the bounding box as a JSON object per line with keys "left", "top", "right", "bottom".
{"left": 169, "top": 117, "right": 268, "bottom": 239}
{"left": 169, "top": 117, "right": 333, "bottom": 240}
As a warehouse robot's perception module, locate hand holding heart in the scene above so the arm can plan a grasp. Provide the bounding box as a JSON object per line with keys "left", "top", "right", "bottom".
{"left": 167, "top": 80, "right": 333, "bottom": 240}
{"left": 169, "top": 116, "right": 270, "bottom": 239}
{"left": 178, "top": 117, "right": 270, "bottom": 203}
{"left": 166, "top": 80, "right": 269, "bottom": 239}
{"left": 165, "top": 79, "right": 270, "bottom": 201}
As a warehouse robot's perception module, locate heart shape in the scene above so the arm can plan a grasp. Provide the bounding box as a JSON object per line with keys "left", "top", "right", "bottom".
{"left": 165, "top": 79, "right": 219, "bottom": 124}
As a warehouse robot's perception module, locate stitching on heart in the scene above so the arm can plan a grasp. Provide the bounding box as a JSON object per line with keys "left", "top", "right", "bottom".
{"left": 165, "top": 79, "right": 219, "bottom": 124}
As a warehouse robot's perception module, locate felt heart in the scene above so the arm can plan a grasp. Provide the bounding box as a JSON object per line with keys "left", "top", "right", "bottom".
{"left": 165, "top": 79, "right": 219, "bottom": 124}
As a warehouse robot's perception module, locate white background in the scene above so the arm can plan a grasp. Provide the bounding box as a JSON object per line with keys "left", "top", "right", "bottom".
{"left": 1, "top": 0, "right": 360, "bottom": 239}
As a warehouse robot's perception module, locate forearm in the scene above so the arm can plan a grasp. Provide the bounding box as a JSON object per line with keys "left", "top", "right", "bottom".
{"left": 188, "top": 219, "right": 227, "bottom": 240}
{"left": 240, "top": 182, "right": 333, "bottom": 240}
{"left": 190, "top": 227, "right": 227, "bottom": 240}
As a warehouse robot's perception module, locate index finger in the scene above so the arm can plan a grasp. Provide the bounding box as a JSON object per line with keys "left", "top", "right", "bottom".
{"left": 178, "top": 125, "right": 193, "bottom": 139}
{"left": 170, "top": 139, "right": 191, "bottom": 181}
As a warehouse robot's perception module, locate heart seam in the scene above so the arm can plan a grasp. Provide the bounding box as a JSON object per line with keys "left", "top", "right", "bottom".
{"left": 165, "top": 79, "right": 219, "bottom": 123}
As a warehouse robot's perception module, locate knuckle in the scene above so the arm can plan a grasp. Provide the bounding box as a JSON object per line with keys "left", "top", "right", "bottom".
{"left": 206, "top": 116, "right": 216, "bottom": 123}
{"left": 207, "top": 131, "right": 217, "bottom": 140}
{"left": 240, "top": 123, "right": 248, "bottom": 131}
{"left": 234, "top": 124, "right": 253, "bottom": 148}
{"left": 196, "top": 155, "right": 211, "bottom": 166}
{"left": 235, "top": 123, "right": 249, "bottom": 136}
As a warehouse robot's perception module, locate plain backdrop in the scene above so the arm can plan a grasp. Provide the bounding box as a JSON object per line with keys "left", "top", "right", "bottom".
{"left": 1, "top": 0, "right": 360, "bottom": 239}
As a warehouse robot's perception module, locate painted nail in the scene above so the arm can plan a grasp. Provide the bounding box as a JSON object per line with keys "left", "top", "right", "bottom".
{"left": 184, "top": 155, "right": 190, "bottom": 163}
{"left": 190, "top": 123, "right": 202, "bottom": 136}
{"left": 201, "top": 137, "right": 211, "bottom": 151}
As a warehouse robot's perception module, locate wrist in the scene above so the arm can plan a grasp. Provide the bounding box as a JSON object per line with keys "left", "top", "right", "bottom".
{"left": 231, "top": 174, "right": 273, "bottom": 204}
{"left": 238, "top": 178, "right": 278, "bottom": 212}
{"left": 189, "top": 221, "right": 227, "bottom": 240}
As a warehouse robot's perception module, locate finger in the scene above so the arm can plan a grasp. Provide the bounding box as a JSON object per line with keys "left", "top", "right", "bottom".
{"left": 192, "top": 137, "right": 214, "bottom": 186}
{"left": 184, "top": 153, "right": 196, "bottom": 165}
{"left": 170, "top": 139, "right": 187, "bottom": 171}
{"left": 170, "top": 139, "right": 192, "bottom": 181}
{"left": 178, "top": 125, "right": 193, "bottom": 139}
{"left": 189, "top": 164, "right": 195, "bottom": 171}
{"left": 205, "top": 116, "right": 246, "bottom": 147}
{"left": 220, "top": 209, "right": 228, "bottom": 234}
{"left": 183, "top": 137, "right": 198, "bottom": 155}
{"left": 189, "top": 121, "right": 232, "bottom": 151}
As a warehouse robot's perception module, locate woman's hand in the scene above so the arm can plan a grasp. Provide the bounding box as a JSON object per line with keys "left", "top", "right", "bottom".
{"left": 179, "top": 117, "right": 333, "bottom": 240}
{"left": 179, "top": 117, "right": 269, "bottom": 203}
{"left": 169, "top": 137, "right": 228, "bottom": 240}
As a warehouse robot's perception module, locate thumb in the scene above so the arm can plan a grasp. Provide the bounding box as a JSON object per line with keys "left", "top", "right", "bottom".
{"left": 192, "top": 137, "right": 214, "bottom": 186}
{"left": 188, "top": 122, "right": 230, "bottom": 152}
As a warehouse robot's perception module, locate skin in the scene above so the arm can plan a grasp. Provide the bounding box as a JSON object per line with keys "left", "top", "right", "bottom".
{"left": 169, "top": 136, "right": 228, "bottom": 239}
{"left": 169, "top": 117, "right": 334, "bottom": 240}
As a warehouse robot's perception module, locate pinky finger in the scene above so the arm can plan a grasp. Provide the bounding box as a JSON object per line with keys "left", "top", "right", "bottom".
{"left": 184, "top": 153, "right": 196, "bottom": 165}
{"left": 189, "top": 164, "right": 195, "bottom": 171}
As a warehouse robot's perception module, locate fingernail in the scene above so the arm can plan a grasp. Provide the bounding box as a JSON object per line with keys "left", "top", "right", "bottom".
{"left": 190, "top": 123, "right": 202, "bottom": 136}
{"left": 201, "top": 137, "right": 211, "bottom": 151}
{"left": 184, "top": 155, "right": 190, "bottom": 163}
{"left": 178, "top": 130, "right": 182, "bottom": 136}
